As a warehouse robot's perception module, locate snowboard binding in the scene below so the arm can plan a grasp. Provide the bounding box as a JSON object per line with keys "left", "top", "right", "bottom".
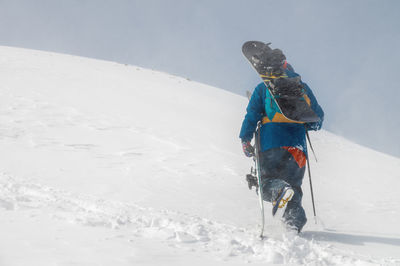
{"left": 246, "top": 166, "right": 259, "bottom": 191}
{"left": 248, "top": 42, "right": 287, "bottom": 78}
{"left": 269, "top": 77, "right": 305, "bottom": 98}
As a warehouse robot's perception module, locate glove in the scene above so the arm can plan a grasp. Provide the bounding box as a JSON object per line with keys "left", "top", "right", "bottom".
{"left": 305, "top": 121, "right": 322, "bottom": 131}
{"left": 242, "top": 141, "right": 255, "bottom": 157}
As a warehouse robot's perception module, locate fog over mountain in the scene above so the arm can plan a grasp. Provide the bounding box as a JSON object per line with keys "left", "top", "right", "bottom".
{"left": 0, "top": 0, "right": 399, "bottom": 157}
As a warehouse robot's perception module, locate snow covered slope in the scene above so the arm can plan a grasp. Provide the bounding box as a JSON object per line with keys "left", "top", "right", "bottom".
{"left": 0, "top": 46, "right": 399, "bottom": 265}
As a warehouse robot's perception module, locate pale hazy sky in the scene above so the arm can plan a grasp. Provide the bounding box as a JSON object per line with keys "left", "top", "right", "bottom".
{"left": 1, "top": 0, "right": 399, "bottom": 157}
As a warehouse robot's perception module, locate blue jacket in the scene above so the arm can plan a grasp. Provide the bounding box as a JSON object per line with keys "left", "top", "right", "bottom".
{"left": 239, "top": 68, "right": 324, "bottom": 154}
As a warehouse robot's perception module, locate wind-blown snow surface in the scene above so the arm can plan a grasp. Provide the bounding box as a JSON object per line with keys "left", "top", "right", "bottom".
{"left": 0, "top": 46, "right": 399, "bottom": 266}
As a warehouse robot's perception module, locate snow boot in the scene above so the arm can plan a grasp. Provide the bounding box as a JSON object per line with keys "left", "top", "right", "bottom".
{"left": 272, "top": 186, "right": 294, "bottom": 216}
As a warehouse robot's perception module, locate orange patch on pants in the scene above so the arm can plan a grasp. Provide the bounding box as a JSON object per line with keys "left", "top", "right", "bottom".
{"left": 282, "top": 147, "right": 306, "bottom": 168}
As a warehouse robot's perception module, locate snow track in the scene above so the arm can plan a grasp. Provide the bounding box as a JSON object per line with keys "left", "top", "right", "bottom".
{"left": 0, "top": 174, "right": 395, "bottom": 265}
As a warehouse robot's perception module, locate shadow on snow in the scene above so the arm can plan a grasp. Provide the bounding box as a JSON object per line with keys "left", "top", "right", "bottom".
{"left": 302, "top": 230, "right": 400, "bottom": 247}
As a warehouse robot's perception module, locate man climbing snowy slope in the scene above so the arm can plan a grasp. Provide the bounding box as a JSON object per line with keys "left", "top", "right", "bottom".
{"left": 239, "top": 51, "right": 324, "bottom": 232}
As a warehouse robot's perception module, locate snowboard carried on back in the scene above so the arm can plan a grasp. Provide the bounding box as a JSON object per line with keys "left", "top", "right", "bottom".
{"left": 242, "top": 41, "right": 319, "bottom": 123}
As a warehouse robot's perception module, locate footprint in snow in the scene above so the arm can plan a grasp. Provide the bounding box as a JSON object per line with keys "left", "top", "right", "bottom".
{"left": 175, "top": 231, "right": 198, "bottom": 243}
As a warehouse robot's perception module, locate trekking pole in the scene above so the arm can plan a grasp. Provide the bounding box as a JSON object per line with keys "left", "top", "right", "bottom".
{"left": 306, "top": 130, "right": 318, "bottom": 162}
{"left": 306, "top": 153, "right": 317, "bottom": 224}
{"left": 254, "top": 122, "right": 265, "bottom": 239}
{"left": 304, "top": 128, "right": 317, "bottom": 224}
